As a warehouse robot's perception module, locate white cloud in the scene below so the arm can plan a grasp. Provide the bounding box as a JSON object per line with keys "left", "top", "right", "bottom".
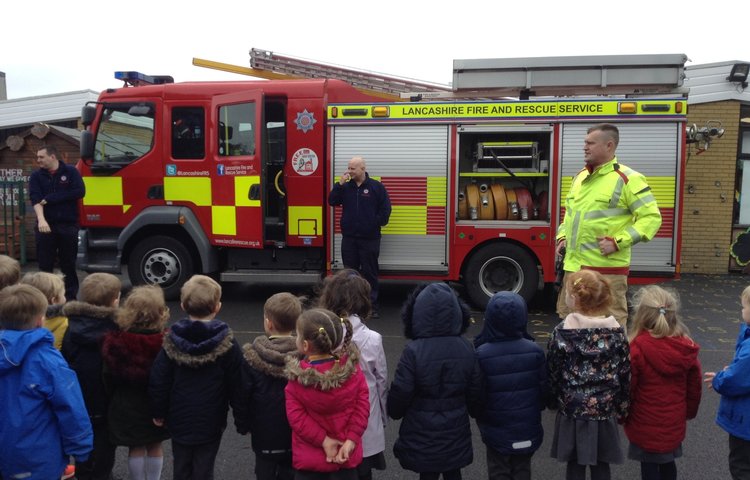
{"left": 2, "top": 0, "right": 748, "bottom": 98}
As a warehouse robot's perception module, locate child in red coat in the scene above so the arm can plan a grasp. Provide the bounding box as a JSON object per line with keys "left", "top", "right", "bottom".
{"left": 623, "top": 285, "right": 702, "bottom": 480}
{"left": 285, "top": 308, "right": 370, "bottom": 480}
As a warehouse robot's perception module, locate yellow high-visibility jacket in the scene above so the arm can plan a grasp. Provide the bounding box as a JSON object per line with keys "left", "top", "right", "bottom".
{"left": 556, "top": 157, "right": 662, "bottom": 273}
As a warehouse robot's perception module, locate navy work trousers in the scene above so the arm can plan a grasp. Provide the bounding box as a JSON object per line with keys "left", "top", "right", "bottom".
{"left": 35, "top": 222, "right": 79, "bottom": 301}
{"left": 341, "top": 235, "right": 381, "bottom": 307}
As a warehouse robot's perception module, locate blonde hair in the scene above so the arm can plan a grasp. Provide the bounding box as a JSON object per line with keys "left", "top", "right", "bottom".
{"left": 566, "top": 269, "right": 612, "bottom": 316}
{"left": 117, "top": 285, "right": 169, "bottom": 332}
{"left": 79, "top": 273, "right": 122, "bottom": 306}
{"left": 181, "top": 274, "right": 221, "bottom": 318}
{"left": 20, "top": 271, "right": 65, "bottom": 304}
{"left": 741, "top": 285, "right": 750, "bottom": 306}
{"left": 0, "top": 255, "right": 21, "bottom": 290}
{"left": 264, "top": 292, "right": 302, "bottom": 333}
{"left": 0, "top": 284, "right": 48, "bottom": 330}
{"left": 629, "top": 285, "right": 690, "bottom": 341}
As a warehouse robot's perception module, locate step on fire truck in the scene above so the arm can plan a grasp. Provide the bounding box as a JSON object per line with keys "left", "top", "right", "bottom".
{"left": 77, "top": 53, "right": 699, "bottom": 306}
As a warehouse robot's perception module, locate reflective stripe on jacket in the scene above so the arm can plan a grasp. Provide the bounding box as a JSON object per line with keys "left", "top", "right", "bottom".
{"left": 556, "top": 157, "right": 662, "bottom": 271}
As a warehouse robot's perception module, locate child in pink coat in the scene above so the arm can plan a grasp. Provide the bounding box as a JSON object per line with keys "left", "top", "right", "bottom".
{"left": 285, "top": 308, "right": 370, "bottom": 479}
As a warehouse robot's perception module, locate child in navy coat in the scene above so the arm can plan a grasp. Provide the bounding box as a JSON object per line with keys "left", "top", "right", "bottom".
{"left": 387, "top": 283, "right": 483, "bottom": 480}
{"left": 475, "top": 291, "right": 547, "bottom": 480}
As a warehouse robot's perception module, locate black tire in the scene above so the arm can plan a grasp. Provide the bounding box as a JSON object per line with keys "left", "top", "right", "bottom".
{"left": 463, "top": 242, "right": 539, "bottom": 308}
{"left": 128, "top": 235, "right": 195, "bottom": 300}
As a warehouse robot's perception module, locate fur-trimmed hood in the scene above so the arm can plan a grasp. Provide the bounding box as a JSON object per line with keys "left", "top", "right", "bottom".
{"left": 46, "top": 303, "right": 65, "bottom": 319}
{"left": 102, "top": 329, "right": 165, "bottom": 385}
{"left": 62, "top": 301, "right": 118, "bottom": 346}
{"left": 163, "top": 318, "right": 234, "bottom": 368}
{"left": 285, "top": 348, "right": 360, "bottom": 391}
{"left": 243, "top": 335, "right": 301, "bottom": 379}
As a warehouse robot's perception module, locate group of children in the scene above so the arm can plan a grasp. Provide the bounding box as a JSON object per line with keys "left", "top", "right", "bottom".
{"left": 1, "top": 252, "right": 750, "bottom": 480}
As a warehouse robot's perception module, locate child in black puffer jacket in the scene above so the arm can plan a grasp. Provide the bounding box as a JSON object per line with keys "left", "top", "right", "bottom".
{"left": 387, "top": 283, "right": 483, "bottom": 480}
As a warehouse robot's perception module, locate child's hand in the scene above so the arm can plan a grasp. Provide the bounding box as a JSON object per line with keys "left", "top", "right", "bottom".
{"left": 334, "top": 439, "right": 356, "bottom": 464}
{"left": 322, "top": 436, "right": 343, "bottom": 462}
{"left": 152, "top": 418, "right": 164, "bottom": 427}
{"left": 704, "top": 371, "right": 716, "bottom": 389}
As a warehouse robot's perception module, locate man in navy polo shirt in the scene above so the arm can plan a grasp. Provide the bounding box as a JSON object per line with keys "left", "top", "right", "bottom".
{"left": 30, "top": 145, "right": 86, "bottom": 301}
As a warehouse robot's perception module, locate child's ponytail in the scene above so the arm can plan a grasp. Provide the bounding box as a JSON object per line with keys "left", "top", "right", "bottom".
{"left": 340, "top": 314, "right": 354, "bottom": 353}
{"left": 630, "top": 285, "right": 689, "bottom": 341}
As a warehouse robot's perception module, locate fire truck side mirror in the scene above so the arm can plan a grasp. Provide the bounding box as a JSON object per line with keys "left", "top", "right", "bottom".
{"left": 218, "top": 122, "right": 234, "bottom": 140}
{"left": 80, "top": 130, "right": 94, "bottom": 164}
{"left": 81, "top": 105, "right": 97, "bottom": 127}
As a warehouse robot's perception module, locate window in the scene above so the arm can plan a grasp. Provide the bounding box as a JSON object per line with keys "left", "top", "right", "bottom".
{"left": 171, "top": 107, "right": 205, "bottom": 159}
{"left": 733, "top": 106, "right": 750, "bottom": 224}
{"left": 94, "top": 103, "right": 155, "bottom": 165}
{"left": 218, "top": 102, "right": 256, "bottom": 157}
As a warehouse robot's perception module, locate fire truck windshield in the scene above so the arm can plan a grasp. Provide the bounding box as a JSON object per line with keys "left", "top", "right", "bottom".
{"left": 93, "top": 103, "right": 155, "bottom": 167}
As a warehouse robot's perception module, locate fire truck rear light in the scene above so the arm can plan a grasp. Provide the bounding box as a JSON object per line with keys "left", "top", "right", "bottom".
{"left": 618, "top": 102, "right": 637, "bottom": 114}
{"left": 641, "top": 104, "right": 670, "bottom": 112}
{"left": 372, "top": 106, "right": 390, "bottom": 117}
{"left": 331, "top": 107, "right": 339, "bottom": 118}
{"left": 342, "top": 108, "right": 368, "bottom": 116}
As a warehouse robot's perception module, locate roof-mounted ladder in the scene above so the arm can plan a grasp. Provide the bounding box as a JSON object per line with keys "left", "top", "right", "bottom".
{"left": 249, "top": 48, "right": 452, "bottom": 97}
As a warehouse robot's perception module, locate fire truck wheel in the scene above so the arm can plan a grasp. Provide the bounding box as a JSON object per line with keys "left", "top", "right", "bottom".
{"left": 128, "top": 236, "right": 195, "bottom": 300}
{"left": 463, "top": 242, "right": 538, "bottom": 308}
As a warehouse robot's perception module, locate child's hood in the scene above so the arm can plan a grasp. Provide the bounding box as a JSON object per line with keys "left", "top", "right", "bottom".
{"left": 61, "top": 301, "right": 118, "bottom": 346}
{"left": 243, "top": 335, "right": 300, "bottom": 379}
{"left": 43, "top": 312, "right": 67, "bottom": 333}
{"left": 163, "top": 318, "right": 234, "bottom": 367}
{"left": 102, "top": 329, "right": 165, "bottom": 383}
{"left": 0, "top": 329, "right": 54, "bottom": 372}
{"left": 476, "top": 291, "right": 532, "bottom": 345}
{"left": 633, "top": 331, "right": 700, "bottom": 376}
{"left": 285, "top": 348, "right": 360, "bottom": 391}
{"left": 410, "top": 283, "right": 463, "bottom": 338}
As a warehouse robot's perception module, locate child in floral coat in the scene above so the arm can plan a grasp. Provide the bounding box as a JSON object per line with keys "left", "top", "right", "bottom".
{"left": 547, "top": 269, "right": 631, "bottom": 480}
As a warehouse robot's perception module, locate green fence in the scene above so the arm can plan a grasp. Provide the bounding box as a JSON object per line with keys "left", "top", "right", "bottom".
{"left": 0, "top": 181, "right": 27, "bottom": 265}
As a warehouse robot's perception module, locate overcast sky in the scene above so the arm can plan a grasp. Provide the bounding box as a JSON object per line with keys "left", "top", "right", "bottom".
{"left": 2, "top": 0, "right": 748, "bottom": 99}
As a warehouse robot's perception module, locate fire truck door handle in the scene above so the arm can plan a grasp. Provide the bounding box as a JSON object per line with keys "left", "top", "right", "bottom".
{"left": 249, "top": 183, "right": 261, "bottom": 201}
{"left": 147, "top": 185, "right": 164, "bottom": 200}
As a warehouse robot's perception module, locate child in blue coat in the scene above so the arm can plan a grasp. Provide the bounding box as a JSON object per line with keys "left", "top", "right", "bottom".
{"left": 475, "top": 291, "right": 547, "bottom": 480}
{"left": 705, "top": 284, "right": 750, "bottom": 480}
{"left": 0, "top": 285, "right": 93, "bottom": 480}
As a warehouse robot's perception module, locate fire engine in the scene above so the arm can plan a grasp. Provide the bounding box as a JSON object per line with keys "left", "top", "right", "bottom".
{"left": 77, "top": 53, "right": 699, "bottom": 306}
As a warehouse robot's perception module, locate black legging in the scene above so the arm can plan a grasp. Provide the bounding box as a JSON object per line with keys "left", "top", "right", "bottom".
{"left": 640, "top": 461, "right": 677, "bottom": 480}
{"left": 566, "top": 461, "right": 611, "bottom": 480}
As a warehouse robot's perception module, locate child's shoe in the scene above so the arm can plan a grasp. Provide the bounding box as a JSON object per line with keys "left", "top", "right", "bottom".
{"left": 61, "top": 464, "right": 76, "bottom": 479}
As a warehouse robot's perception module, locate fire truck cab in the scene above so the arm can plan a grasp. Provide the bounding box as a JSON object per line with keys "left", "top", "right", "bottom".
{"left": 77, "top": 56, "right": 691, "bottom": 306}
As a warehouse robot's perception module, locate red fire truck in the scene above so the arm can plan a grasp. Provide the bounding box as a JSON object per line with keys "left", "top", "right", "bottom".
{"left": 77, "top": 55, "right": 693, "bottom": 306}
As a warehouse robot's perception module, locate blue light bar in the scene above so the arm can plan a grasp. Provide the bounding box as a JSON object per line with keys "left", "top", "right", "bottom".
{"left": 114, "top": 71, "right": 174, "bottom": 86}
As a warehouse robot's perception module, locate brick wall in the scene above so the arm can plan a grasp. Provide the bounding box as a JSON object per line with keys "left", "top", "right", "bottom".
{"left": 682, "top": 101, "right": 740, "bottom": 273}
